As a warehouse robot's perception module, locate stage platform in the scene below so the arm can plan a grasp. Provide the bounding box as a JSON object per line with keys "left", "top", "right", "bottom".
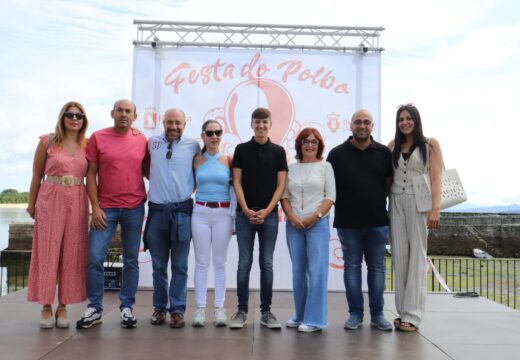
{"left": 1, "top": 289, "right": 519, "bottom": 360}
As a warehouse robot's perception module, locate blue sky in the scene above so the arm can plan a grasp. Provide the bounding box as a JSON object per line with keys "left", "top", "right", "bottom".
{"left": 0, "top": 0, "right": 519, "bottom": 206}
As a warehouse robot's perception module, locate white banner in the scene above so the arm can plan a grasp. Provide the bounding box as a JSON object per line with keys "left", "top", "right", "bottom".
{"left": 132, "top": 47, "right": 381, "bottom": 291}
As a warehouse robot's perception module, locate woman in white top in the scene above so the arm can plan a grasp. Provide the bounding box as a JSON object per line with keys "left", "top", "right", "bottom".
{"left": 388, "top": 104, "right": 443, "bottom": 331}
{"left": 281, "top": 127, "right": 336, "bottom": 332}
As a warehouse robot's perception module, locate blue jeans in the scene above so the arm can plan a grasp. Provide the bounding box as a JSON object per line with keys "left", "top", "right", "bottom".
{"left": 146, "top": 209, "right": 191, "bottom": 314}
{"left": 87, "top": 203, "right": 145, "bottom": 312}
{"left": 235, "top": 211, "right": 278, "bottom": 313}
{"left": 337, "top": 226, "right": 388, "bottom": 317}
{"left": 286, "top": 216, "right": 330, "bottom": 328}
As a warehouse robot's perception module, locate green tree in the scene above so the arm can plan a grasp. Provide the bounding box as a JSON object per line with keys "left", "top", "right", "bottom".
{"left": 0, "top": 189, "right": 28, "bottom": 203}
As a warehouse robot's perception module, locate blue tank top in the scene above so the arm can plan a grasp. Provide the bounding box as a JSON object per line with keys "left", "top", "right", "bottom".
{"left": 195, "top": 152, "right": 231, "bottom": 202}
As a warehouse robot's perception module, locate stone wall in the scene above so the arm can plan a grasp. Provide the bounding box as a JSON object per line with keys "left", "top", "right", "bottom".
{"left": 6, "top": 222, "right": 122, "bottom": 251}
{"left": 428, "top": 213, "right": 520, "bottom": 257}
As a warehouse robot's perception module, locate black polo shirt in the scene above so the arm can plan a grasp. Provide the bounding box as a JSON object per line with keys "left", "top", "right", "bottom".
{"left": 232, "top": 137, "right": 288, "bottom": 212}
{"left": 326, "top": 137, "right": 392, "bottom": 228}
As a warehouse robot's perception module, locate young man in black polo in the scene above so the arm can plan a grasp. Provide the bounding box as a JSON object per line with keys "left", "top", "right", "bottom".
{"left": 327, "top": 109, "right": 393, "bottom": 331}
{"left": 229, "top": 107, "right": 288, "bottom": 329}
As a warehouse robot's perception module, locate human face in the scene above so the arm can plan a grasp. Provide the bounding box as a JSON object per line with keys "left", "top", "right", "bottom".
{"left": 163, "top": 109, "right": 186, "bottom": 141}
{"left": 111, "top": 100, "right": 136, "bottom": 131}
{"left": 63, "top": 106, "right": 84, "bottom": 133}
{"left": 202, "top": 123, "right": 222, "bottom": 152}
{"left": 251, "top": 117, "right": 271, "bottom": 139}
{"left": 398, "top": 110, "right": 415, "bottom": 135}
{"left": 350, "top": 111, "right": 373, "bottom": 142}
{"left": 301, "top": 133, "right": 319, "bottom": 161}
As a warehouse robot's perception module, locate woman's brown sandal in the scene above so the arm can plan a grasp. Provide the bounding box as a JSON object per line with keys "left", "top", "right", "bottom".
{"left": 398, "top": 322, "right": 417, "bottom": 332}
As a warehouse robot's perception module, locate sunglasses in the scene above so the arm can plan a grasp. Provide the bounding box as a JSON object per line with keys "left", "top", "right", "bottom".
{"left": 204, "top": 130, "right": 223, "bottom": 137}
{"left": 166, "top": 142, "right": 172, "bottom": 160}
{"left": 64, "top": 112, "right": 85, "bottom": 120}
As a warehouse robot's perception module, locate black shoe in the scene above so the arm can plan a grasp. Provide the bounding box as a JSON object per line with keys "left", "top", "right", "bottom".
{"left": 76, "top": 307, "right": 102, "bottom": 329}
{"left": 120, "top": 307, "right": 137, "bottom": 328}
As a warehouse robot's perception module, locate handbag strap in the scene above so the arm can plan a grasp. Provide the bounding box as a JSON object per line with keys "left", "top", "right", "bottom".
{"left": 424, "top": 138, "right": 430, "bottom": 173}
{"left": 424, "top": 137, "right": 446, "bottom": 173}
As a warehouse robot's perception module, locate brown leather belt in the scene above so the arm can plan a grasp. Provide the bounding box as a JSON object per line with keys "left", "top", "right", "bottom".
{"left": 45, "top": 175, "right": 84, "bottom": 186}
{"left": 196, "top": 201, "right": 231, "bottom": 208}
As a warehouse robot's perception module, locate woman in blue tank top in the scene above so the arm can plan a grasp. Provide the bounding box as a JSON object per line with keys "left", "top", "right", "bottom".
{"left": 191, "top": 120, "right": 233, "bottom": 327}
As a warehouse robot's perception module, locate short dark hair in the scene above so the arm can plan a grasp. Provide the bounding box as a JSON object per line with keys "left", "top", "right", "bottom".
{"left": 294, "top": 127, "right": 325, "bottom": 160}
{"left": 251, "top": 107, "right": 271, "bottom": 121}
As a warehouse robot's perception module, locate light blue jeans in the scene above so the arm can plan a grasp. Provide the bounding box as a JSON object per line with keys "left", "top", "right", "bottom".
{"left": 337, "top": 226, "right": 388, "bottom": 318}
{"left": 286, "top": 216, "right": 330, "bottom": 328}
{"left": 86, "top": 203, "right": 145, "bottom": 312}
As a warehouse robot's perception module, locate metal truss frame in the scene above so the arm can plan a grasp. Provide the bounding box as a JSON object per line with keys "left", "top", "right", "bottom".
{"left": 133, "top": 20, "right": 384, "bottom": 52}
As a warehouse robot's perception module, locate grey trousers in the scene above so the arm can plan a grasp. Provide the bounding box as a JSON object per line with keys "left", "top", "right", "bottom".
{"left": 389, "top": 193, "right": 428, "bottom": 326}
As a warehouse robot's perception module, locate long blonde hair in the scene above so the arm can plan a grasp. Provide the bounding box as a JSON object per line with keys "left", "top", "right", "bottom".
{"left": 52, "top": 101, "right": 89, "bottom": 147}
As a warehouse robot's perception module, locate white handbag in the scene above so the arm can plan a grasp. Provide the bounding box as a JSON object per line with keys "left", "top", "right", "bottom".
{"left": 412, "top": 168, "right": 467, "bottom": 212}
{"left": 412, "top": 141, "right": 467, "bottom": 212}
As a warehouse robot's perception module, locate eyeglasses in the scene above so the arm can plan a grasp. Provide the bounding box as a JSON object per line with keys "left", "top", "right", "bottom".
{"left": 352, "top": 119, "right": 372, "bottom": 126}
{"left": 302, "top": 139, "right": 319, "bottom": 146}
{"left": 166, "top": 142, "right": 172, "bottom": 160}
{"left": 204, "top": 130, "right": 223, "bottom": 137}
{"left": 64, "top": 112, "right": 85, "bottom": 120}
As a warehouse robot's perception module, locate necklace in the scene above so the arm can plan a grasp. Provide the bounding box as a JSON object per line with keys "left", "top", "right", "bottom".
{"left": 297, "top": 162, "right": 315, "bottom": 210}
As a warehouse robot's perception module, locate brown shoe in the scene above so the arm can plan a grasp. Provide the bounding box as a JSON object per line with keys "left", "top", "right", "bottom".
{"left": 150, "top": 310, "right": 166, "bottom": 325}
{"left": 170, "top": 312, "right": 185, "bottom": 328}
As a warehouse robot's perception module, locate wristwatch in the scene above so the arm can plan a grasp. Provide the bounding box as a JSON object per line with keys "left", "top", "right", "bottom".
{"left": 316, "top": 211, "right": 323, "bottom": 219}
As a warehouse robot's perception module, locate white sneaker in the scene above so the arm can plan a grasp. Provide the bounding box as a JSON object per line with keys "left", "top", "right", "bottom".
{"left": 298, "top": 324, "right": 322, "bottom": 332}
{"left": 214, "top": 307, "right": 227, "bottom": 327}
{"left": 286, "top": 319, "right": 301, "bottom": 328}
{"left": 192, "top": 308, "right": 206, "bottom": 327}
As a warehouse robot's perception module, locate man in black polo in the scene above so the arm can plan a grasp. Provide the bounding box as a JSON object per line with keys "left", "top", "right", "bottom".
{"left": 327, "top": 109, "right": 393, "bottom": 331}
{"left": 229, "top": 107, "right": 288, "bottom": 329}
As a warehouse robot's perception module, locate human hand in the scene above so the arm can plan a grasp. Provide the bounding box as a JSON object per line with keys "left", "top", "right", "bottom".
{"left": 91, "top": 207, "right": 107, "bottom": 230}
{"left": 249, "top": 209, "right": 266, "bottom": 225}
{"left": 288, "top": 214, "right": 304, "bottom": 229}
{"left": 26, "top": 206, "right": 35, "bottom": 219}
{"left": 301, "top": 213, "right": 319, "bottom": 229}
{"left": 427, "top": 208, "right": 441, "bottom": 229}
{"left": 131, "top": 127, "right": 141, "bottom": 136}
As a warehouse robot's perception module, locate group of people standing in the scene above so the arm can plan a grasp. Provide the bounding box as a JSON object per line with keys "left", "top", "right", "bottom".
{"left": 26, "top": 99, "right": 443, "bottom": 334}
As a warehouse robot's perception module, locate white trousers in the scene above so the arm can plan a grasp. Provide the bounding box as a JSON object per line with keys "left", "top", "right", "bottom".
{"left": 191, "top": 204, "right": 233, "bottom": 308}
{"left": 389, "top": 193, "right": 428, "bottom": 326}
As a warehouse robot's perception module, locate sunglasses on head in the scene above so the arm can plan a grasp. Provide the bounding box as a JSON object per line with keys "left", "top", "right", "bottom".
{"left": 64, "top": 112, "right": 85, "bottom": 120}
{"left": 204, "top": 130, "right": 223, "bottom": 137}
{"left": 166, "top": 142, "right": 172, "bottom": 160}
